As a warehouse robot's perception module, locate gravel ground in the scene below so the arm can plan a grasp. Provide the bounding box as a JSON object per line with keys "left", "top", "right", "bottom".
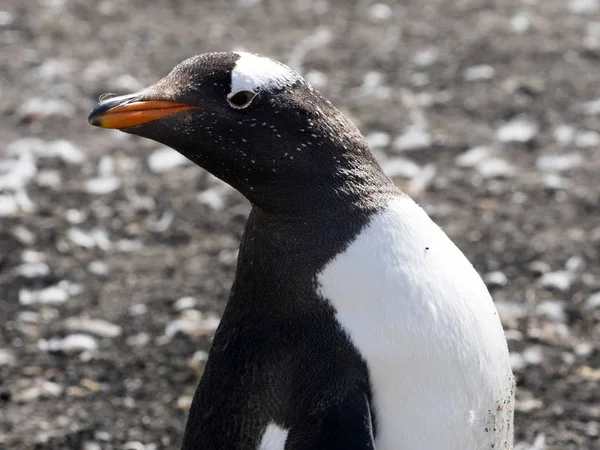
{"left": 1, "top": 0, "right": 599, "bottom": 449}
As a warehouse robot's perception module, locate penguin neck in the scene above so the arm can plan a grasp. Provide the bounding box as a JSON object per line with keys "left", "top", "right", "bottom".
{"left": 228, "top": 179, "right": 397, "bottom": 316}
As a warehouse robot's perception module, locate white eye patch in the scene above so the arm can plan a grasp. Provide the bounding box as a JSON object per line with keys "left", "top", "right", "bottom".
{"left": 229, "top": 52, "right": 301, "bottom": 98}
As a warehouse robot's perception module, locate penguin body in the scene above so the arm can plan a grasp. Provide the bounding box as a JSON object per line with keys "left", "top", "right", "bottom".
{"left": 89, "top": 52, "right": 515, "bottom": 450}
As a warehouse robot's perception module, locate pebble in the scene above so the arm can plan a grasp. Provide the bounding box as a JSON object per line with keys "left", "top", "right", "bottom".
{"left": 412, "top": 47, "right": 440, "bottom": 67}
{"left": 535, "top": 153, "right": 583, "bottom": 172}
{"left": 86, "top": 176, "right": 121, "bottom": 195}
{"left": 574, "top": 130, "right": 600, "bottom": 148}
{"left": 123, "top": 442, "right": 146, "bottom": 450}
{"left": 368, "top": 3, "right": 392, "bottom": 21}
{"left": 58, "top": 333, "right": 98, "bottom": 354}
{"left": 147, "top": 147, "right": 190, "bottom": 173}
{"left": 565, "top": 255, "right": 585, "bottom": 272}
{"left": 19, "top": 285, "right": 69, "bottom": 306}
{"left": 496, "top": 117, "right": 538, "bottom": 143}
{"left": 304, "top": 70, "right": 327, "bottom": 88}
{"left": 176, "top": 395, "right": 193, "bottom": 412}
{"left": 586, "top": 292, "right": 600, "bottom": 309}
{"left": 64, "top": 317, "right": 122, "bottom": 338}
{"left": 0, "top": 195, "right": 18, "bottom": 216}
{"left": 16, "top": 97, "right": 75, "bottom": 121}
{"left": 516, "top": 396, "right": 544, "bottom": 412}
{"left": 108, "top": 73, "right": 143, "bottom": 92}
{"left": 381, "top": 157, "right": 421, "bottom": 179}
{"left": 365, "top": 131, "right": 391, "bottom": 149}
{"left": 14, "top": 262, "right": 50, "bottom": 278}
{"left": 523, "top": 346, "right": 544, "bottom": 365}
{"left": 463, "top": 65, "right": 495, "bottom": 81}
{"left": 36, "top": 170, "right": 62, "bottom": 188}
{"left": 582, "top": 97, "right": 600, "bottom": 115}
{"left": 511, "top": 13, "right": 531, "bottom": 33}
{"left": 475, "top": 158, "right": 516, "bottom": 178}
{"left": 0, "top": 10, "right": 14, "bottom": 26}
{"left": 0, "top": 348, "right": 16, "bottom": 366}
{"left": 88, "top": 260, "right": 109, "bottom": 275}
{"left": 539, "top": 270, "right": 573, "bottom": 292}
{"left": 198, "top": 189, "right": 225, "bottom": 210}
{"left": 568, "top": 0, "right": 599, "bottom": 14}
{"left": 535, "top": 300, "right": 566, "bottom": 322}
{"left": 484, "top": 271, "right": 508, "bottom": 287}
{"left": 553, "top": 124, "right": 575, "bottom": 145}
{"left": 410, "top": 164, "right": 436, "bottom": 192}
{"left": 455, "top": 146, "right": 493, "bottom": 168}
{"left": 495, "top": 301, "right": 527, "bottom": 328}
{"left": 165, "top": 310, "right": 220, "bottom": 339}
{"left": 13, "top": 380, "right": 64, "bottom": 403}
{"left": 173, "top": 296, "right": 198, "bottom": 311}
{"left": 393, "top": 128, "right": 431, "bottom": 152}
{"left": 126, "top": 333, "right": 150, "bottom": 347}
{"left": 542, "top": 173, "right": 569, "bottom": 190}
{"left": 0, "top": 153, "right": 37, "bottom": 190}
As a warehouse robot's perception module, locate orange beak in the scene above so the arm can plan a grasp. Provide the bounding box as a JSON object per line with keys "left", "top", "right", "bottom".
{"left": 88, "top": 93, "right": 201, "bottom": 129}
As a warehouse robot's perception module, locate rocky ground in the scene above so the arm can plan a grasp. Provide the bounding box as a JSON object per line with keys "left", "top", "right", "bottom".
{"left": 1, "top": 0, "right": 599, "bottom": 449}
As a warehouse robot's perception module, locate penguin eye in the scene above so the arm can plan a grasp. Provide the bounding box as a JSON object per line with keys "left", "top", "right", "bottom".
{"left": 227, "top": 90, "right": 256, "bottom": 109}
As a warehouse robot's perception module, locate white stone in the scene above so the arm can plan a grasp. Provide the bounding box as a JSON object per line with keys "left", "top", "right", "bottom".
{"left": 586, "top": 292, "right": 600, "bottom": 309}
{"left": 582, "top": 97, "right": 600, "bottom": 115}
{"left": 0, "top": 349, "right": 16, "bottom": 366}
{"left": 365, "top": 131, "right": 391, "bottom": 149}
{"left": 565, "top": 255, "right": 585, "bottom": 272}
{"left": 303, "top": 70, "right": 328, "bottom": 88}
{"left": 36, "top": 170, "right": 61, "bottom": 188}
{"left": 88, "top": 261, "right": 109, "bottom": 275}
{"left": 496, "top": 117, "right": 538, "bottom": 143}
{"left": 535, "top": 300, "right": 566, "bottom": 322}
{"left": 0, "top": 195, "right": 17, "bottom": 216}
{"left": 0, "top": 153, "right": 37, "bottom": 190}
{"left": 368, "top": 3, "right": 392, "bottom": 21}
{"left": 476, "top": 158, "right": 516, "bottom": 178}
{"left": 464, "top": 65, "right": 495, "bottom": 81}
{"left": 568, "top": 0, "right": 598, "bottom": 14}
{"left": 412, "top": 47, "right": 439, "bottom": 67}
{"left": 173, "top": 296, "right": 198, "bottom": 311}
{"left": 484, "top": 271, "right": 508, "bottom": 287}
{"left": 553, "top": 124, "right": 575, "bottom": 145}
{"left": 86, "top": 177, "right": 121, "bottom": 195}
{"left": 393, "top": 128, "right": 431, "bottom": 151}
{"left": 535, "top": 153, "right": 583, "bottom": 172}
{"left": 381, "top": 157, "right": 421, "bottom": 179}
{"left": 523, "top": 346, "right": 544, "bottom": 365}
{"left": 60, "top": 334, "right": 98, "bottom": 354}
{"left": 539, "top": 271, "right": 573, "bottom": 292}
{"left": 16, "top": 97, "right": 75, "bottom": 120}
{"left": 147, "top": 147, "right": 190, "bottom": 173}
{"left": 19, "top": 285, "right": 69, "bottom": 306}
{"left": 574, "top": 130, "right": 600, "bottom": 148}
{"left": 14, "top": 262, "right": 50, "bottom": 278}
{"left": 198, "top": 189, "right": 225, "bottom": 210}
{"left": 455, "top": 146, "right": 494, "bottom": 168}
{"left": 64, "top": 317, "right": 122, "bottom": 338}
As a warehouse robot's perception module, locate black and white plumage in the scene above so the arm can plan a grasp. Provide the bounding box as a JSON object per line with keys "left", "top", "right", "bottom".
{"left": 89, "top": 52, "right": 515, "bottom": 450}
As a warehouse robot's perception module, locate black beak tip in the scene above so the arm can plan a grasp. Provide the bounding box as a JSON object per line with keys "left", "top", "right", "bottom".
{"left": 88, "top": 92, "right": 141, "bottom": 126}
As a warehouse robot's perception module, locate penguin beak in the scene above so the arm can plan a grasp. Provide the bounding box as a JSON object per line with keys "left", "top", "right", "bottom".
{"left": 88, "top": 92, "right": 201, "bottom": 129}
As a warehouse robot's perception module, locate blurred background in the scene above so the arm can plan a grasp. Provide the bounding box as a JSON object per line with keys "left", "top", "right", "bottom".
{"left": 1, "top": 0, "right": 599, "bottom": 449}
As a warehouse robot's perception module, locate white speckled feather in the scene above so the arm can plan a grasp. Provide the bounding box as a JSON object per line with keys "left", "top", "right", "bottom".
{"left": 230, "top": 52, "right": 301, "bottom": 96}
{"left": 318, "top": 195, "right": 514, "bottom": 450}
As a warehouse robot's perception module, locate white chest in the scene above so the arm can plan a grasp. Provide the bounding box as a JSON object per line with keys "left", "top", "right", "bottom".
{"left": 317, "top": 196, "right": 514, "bottom": 450}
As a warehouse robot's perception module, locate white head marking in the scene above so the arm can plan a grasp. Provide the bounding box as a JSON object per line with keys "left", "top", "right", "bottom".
{"left": 229, "top": 52, "right": 300, "bottom": 98}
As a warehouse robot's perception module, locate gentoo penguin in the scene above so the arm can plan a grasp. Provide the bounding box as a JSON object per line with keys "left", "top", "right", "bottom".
{"left": 89, "top": 52, "right": 515, "bottom": 450}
